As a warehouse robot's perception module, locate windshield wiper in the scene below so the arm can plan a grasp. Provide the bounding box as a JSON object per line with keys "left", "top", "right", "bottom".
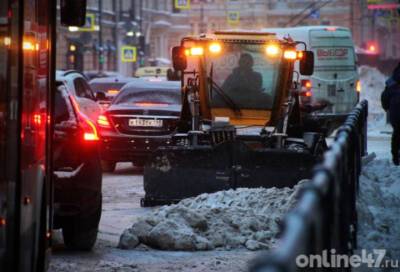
{"left": 208, "top": 64, "right": 241, "bottom": 116}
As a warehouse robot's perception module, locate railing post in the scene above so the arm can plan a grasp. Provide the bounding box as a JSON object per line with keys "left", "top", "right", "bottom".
{"left": 249, "top": 101, "right": 368, "bottom": 272}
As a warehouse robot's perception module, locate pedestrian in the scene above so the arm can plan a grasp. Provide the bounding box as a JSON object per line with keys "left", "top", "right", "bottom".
{"left": 381, "top": 63, "right": 400, "bottom": 165}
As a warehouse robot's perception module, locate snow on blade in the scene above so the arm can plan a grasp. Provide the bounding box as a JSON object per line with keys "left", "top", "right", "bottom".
{"left": 119, "top": 181, "right": 309, "bottom": 251}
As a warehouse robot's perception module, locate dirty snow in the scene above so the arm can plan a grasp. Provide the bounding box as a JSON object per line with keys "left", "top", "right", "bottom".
{"left": 119, "top": 181, "right": 308, "bottom": 251}
{"left": 356, "top": 158, "right": 400, "bottom": 271}
{"left": 359, "top": 66, "right": 388, "bottom": 129}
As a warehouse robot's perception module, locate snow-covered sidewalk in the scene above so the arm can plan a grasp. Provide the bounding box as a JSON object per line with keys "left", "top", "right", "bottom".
{"left": 356, "top": 129, "right": 400, "bottom": 271}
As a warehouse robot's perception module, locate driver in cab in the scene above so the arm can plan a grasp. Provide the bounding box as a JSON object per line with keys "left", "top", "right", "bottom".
{"left": 221, "top": 53, "right": 271, "bottom": 106}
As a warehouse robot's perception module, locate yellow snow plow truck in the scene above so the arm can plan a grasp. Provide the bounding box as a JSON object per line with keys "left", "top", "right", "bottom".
{"left": 142, "top": 31, "right": 327, "bottom": 206}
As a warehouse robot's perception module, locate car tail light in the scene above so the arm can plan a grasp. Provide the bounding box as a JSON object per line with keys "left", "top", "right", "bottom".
{"left": 33, "top": 113, "right": 42, "bottom": 125}
{"left": 300, "top": 91, "right": 312, "bottom": 97}
{"left": 301, "top": 79, "right": 312, "bottom": 89}
{"left": 69, "top": 95, "right": 99, "bottom": 141}
{"left": 97, "top": 114, "right": 111, "bottom": 128}
{"left": 134, "top": 102, "right": 169, "bottom": 107}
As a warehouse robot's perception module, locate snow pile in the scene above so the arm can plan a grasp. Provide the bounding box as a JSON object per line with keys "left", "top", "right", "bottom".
{"left": 357, "top": 159, "right": 400, "bottom": 266}
{"left": 119, "top": 182, "right": 308, "bottom": 251}
{"left": 358, "top": 66, "right": 387, "bottom": 127}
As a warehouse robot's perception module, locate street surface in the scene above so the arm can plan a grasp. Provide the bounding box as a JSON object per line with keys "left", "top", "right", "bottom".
{"left": 49, "top": 163, "right": 257, "bottom": 272}
{"left": 49, "top": 127, "right": 391, "bottom": 272}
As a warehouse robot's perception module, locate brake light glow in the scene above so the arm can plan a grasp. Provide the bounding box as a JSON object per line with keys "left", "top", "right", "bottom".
{"left": 368, "top": 45, "right": 376, "bottom": 52}
{"left": 84, "top": 132, "right": 99, "bottom": 141}
{"left": 356, "top": 80, "right": 361, "bottom": 93}
{"left": 33, "top": 114, "right": 42, "bottom": 125}
{"left": 69, "top": 96, "right": 99, "bottom": 141}
{"left": 301, "top": 80, "right": 312, "bottom": 89}
{"left": 107, "top": 89, "right": 119, "bottom": 95}
{"left": 300, "top": 91, "right": 312, "bottom": 97}
{"left": 325, "top": 27, "right": 337, "bottom": 32}
{"left": 134, "top": 102, "right": 169, "bottom": 107}
{"left": 97, "top": 114, "right": 111, "bottom": 128}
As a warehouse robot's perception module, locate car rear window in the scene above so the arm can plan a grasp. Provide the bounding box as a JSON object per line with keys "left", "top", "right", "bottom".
{"left": 114, "top": 89, "right": 181, "bottom": 105}
{"left": 90, "top": 82, "right": 126, "bottom": 93}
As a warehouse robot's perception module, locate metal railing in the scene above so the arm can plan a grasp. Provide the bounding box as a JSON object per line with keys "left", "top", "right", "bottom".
{"left": 250, "top": 100, "right": 368, "bottom": 272}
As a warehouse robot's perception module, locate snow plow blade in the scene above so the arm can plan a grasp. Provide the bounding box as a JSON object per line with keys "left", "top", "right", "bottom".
{"left": 142, "top": 141, "right": 317, "bottom": 206}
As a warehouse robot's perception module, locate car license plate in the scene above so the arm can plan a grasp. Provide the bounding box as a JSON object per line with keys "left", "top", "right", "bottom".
{"left": 128, "top": 119, "right": 163, "bottom": 127}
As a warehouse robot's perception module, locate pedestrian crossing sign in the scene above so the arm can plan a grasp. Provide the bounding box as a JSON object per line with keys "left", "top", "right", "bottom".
{"left": 79, "top": 13, "right": 96, "bottom": 32}
{"left": 227, "top": 11, "right": 240, "bottom": 25}
{"left": 121, "top": 46, "right": 137, "bottom": 63}
{"left": 175, "top": 0, "right": 190, "bottom": 10}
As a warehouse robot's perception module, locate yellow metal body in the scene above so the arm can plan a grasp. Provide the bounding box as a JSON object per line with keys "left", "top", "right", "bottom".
{"left": 181, "top": 31, "right": 295, "bottom": 128}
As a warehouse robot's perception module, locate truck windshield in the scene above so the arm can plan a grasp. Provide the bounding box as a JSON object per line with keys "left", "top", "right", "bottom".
{"left": 206, "top": 43, "right": 281, "bottom": 110}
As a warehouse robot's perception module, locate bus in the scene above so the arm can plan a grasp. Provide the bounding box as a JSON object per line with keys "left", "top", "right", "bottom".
{"left": 0, "top": 1, "right": 86, "bottom": 271}
{"left": 263, "top": 26, "right": 360, "bottom": 131}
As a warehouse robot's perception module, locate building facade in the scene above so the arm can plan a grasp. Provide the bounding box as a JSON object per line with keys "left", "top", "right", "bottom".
{"left": 56, "top": 0, "right": 400, "bottom": 74}
{"left": 57, "top": 0, "right": 190, "bottom": 76}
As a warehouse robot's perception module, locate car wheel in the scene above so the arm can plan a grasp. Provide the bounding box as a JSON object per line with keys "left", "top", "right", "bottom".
{"left": 62, "top": 196, "right": 102, "bottom": 251}
{"left": 101, "top": 160, "right": 116, "bottom": 172}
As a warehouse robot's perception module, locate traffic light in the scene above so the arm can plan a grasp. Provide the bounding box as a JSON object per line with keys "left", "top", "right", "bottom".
{"left": 139, "top": 36, "right": 145, "bottom": 52}
{"left": 69, "top": 44, "right": 77, "bottom": 52}
{"left": 67, "top": 42, "right": 81, "bottom": 69}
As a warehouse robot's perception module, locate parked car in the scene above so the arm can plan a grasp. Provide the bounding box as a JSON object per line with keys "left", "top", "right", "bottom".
{"left": 89, "top": 76, "right": 139, "bottom": 109}
{"left": 97, "top": 80, "right": 182, "bottom": 172}
{"left": 53, "top": 84, "right": 102, "bottom": 250}
{"left": 56, "top": 70, "right": 103, "bottom": 122}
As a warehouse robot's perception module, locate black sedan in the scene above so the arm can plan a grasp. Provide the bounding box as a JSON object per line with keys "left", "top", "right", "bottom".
{"left": 53, "top": 84, "right": 102, "bottom": 250}
{"left": 89, "top": 76, "right": 139, "bottom": 109}
{"left": 96, "top": 80, "right": 181, "bottom": 172}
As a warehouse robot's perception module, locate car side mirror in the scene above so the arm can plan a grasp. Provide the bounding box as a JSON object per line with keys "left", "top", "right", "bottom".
{"left": 172, "top": 46, "right": 187, "bottom": 71}
{"left": 95, "top": 92, "right": 106, "bottom": 101}
{"left": 300, "top": 51, "right": 314, "bottom": 76}
{"left": 60, "top": 0, "right": 87, "bottom": 27}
